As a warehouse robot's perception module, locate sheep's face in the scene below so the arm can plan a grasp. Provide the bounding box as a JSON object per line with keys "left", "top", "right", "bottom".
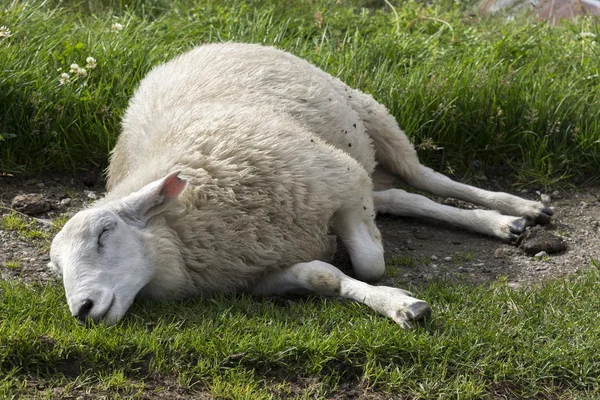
{"left": 49, "top": 171, "right": 187, "bottom": 325}
{"left": 49, "top": 208, "right": 152, "bottom": 325}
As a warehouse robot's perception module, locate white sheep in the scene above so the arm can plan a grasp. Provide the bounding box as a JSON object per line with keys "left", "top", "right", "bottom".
{"left": 49, "top": 43, "right": 552, "bottom": 328}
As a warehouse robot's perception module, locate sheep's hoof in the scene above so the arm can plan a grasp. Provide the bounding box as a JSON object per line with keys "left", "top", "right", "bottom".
{"left": 509, "top": 218, "right": 527, "bottom": 235}
{"left": 394, "top": 301, "right": 431, "bottom": 329}
{"left": 534, "top": 207, "right": 553, "bottom": 225}
{"left": 408, "top": 301, "right": 432, "bottom": 323}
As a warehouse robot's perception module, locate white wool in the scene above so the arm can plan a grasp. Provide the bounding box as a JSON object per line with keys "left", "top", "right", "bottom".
{"left": 101, "top": 43, "right": 384, "bottom": 297}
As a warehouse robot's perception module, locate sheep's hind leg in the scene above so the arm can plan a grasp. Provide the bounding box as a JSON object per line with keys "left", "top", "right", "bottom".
{"left": 403, "top": 166, "right": 553, "bottom": 226}
{"left": 373, "top": 188, "right": 528, "bottom": 242}
{"left": 342, "top": 88, "right": 552, "bottom": 225}
{"left": 250, "top": 260, "right": 431, "bottom": 329}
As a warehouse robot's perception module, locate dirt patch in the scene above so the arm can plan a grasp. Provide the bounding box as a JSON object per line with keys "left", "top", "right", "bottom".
{"left": 370, "top": 183, "right": 600, "bottom": 290}
{"left": 0, "top": 173, "right": 104, "bottom": 284}
{"left": 1, "top": 173, "right": 599, "bottom": 290}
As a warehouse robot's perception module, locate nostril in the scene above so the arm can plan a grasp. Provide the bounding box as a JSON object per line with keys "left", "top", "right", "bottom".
{"left": 76, "top": 299, "right": 94, "bottom": 321}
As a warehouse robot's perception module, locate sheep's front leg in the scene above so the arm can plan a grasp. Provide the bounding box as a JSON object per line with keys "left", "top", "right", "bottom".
{"left": 250, "top": 260, "right": 431, "bottom": 329}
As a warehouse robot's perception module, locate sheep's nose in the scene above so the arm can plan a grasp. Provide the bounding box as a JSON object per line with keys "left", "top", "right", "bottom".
{"left": 74, "top": 299, "right": 94, "bottom": 323}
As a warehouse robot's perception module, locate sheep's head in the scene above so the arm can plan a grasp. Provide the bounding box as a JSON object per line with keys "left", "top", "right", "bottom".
{"left": 49, "top": 171, "right": 187, "bottom": 325}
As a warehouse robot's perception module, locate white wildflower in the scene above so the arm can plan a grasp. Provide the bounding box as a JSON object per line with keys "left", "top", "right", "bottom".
{"left": 111, "top": 23, "right": 123, "bottom": 31}
{"left": 0, "top": 26, "right": 11, "bottom": 38}
{"left": 579, "top": 32, "right": 597, "bottom": 40}
{"left": 70, "top": 63, "right": 87, "bottom": 77}
{"left": 59, "top": 73, "right": 71, "bottom": 86}
{"left": 85, "top": 56, "right": 97, "bottom": 69}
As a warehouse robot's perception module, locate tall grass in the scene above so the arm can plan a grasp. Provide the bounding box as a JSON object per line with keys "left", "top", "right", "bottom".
{"left": 0, "top": 0, "right": 599, "bottom": 184}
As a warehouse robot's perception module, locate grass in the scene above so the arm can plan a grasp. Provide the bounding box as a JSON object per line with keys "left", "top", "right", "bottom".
{"left": 452, "top": 251, "right": 475, "bottom": 264}
{"left": 1, "top": 212, "right": 48, "bottom": 240}
{"left": 4, "top": 261, "right": 21, "bottom": 270}
{"left": 0, "top": 0, "right": 599, "bottom": 185}
{"left": 1, "top": 261, "right": 600, "bottom": 398}
{"left": 0, "top": 212, "right": 68, "bottom": 252}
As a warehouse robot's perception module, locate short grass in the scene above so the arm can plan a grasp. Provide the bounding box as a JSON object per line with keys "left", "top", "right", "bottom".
{"left": 1, "top": 0, "right": 599, "bottom": 185}
{"left": 0, "top": 211, "right": 65, "bottom": 241}
{"left": 1, "top": 261, "right": 600, "bottom": 398}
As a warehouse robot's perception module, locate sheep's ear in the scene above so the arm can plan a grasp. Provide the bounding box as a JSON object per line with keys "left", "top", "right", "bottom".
{"left": 118, "top": 170, "right": 188, "bottom": 227}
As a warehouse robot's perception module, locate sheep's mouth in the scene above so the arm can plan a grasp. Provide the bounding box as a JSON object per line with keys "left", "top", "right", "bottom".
{"left": 79, "top": 294, "right": 115, "bottom": 326}
{"left": 99, "top": 294, "right": 116, "bottom": 322}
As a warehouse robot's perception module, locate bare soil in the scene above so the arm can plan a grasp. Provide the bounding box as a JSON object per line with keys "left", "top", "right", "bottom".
{"left": 1, "top": 173, "right": 599, "bottom": 290}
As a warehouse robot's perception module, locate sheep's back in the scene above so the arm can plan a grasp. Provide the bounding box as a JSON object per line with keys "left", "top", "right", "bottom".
{"left": 108, "top": 43, "right": 376, "bottom": 191}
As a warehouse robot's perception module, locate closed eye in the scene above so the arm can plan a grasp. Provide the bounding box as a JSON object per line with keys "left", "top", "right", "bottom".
{"left": 98, "top": 227, "right": 111, "bottom": 249}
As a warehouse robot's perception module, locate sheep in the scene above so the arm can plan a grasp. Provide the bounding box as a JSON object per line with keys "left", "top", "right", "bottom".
{"left": 49, "top": 43, "right": 553, "bottom": 328}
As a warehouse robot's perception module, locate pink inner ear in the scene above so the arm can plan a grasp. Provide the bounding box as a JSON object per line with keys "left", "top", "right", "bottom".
{"left": 161, "top": 173, "right": 187, "bottom": 199}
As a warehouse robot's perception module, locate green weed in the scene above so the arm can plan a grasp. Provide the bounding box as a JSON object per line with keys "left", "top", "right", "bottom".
{"left": 4, "top": 261, "right": 21, "bottom": 270}
{"left": 387, "top": 255, "right": 417, "bottom": 267}
{"left": 1, "top": 212, "right": 49, "bottom": 241}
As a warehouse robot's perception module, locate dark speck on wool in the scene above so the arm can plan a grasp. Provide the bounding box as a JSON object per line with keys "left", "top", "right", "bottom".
{"left": 348, "top": 143, "right": 352, "bottom": 147}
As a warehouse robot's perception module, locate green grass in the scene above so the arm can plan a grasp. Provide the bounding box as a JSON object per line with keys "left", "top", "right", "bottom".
{"left": 4, "top": 261, "right": 21, "bottom": 270}
{"left": 452, "top": 251, "right": 475, "bottom": 264}
{"left": 0, "top": 212, "right": 67, "bottom": 247}
{"left": 1, "top": 212, "right": 48, "bottom": 240}
{"left": 387, "top": 255, "right": 418, "bottom": 268}
{"left": 0, "top": 0, "right": 599, "bottom": 185}
{"left": 1, "top": 262, "right": 600, "bottom": 398}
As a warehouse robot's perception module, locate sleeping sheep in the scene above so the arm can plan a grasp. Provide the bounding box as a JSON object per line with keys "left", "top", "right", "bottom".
{"left": 49, "top": 43, "right": 553, "bottom": 328}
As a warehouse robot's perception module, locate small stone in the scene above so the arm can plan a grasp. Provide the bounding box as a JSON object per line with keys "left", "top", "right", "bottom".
{"left": 36, "top": 182, "right": 45, "bottom": 189}
{"left": 430, "top": 255, "right": 438, "bottom": 261}
{"left": 520, "top": 188, "right": 529, "bottom": 194}
{"left": 517, "top": 226, "right": 568, "bottom": 255}
{"left": 534, "top": 251, "right": 548, "bottom": 258}
{"left": 84, "top": 190, "right": 98, "bottom": 200}
{"left": 11, "top": 193, "right": 51, "bottom": 216}
{"left": 507, "top": 282, "right": 520, "bottom": 290}
{"left": 552, "top": 190, "right": 560, "bottom": 198}
{"left": 60, "top": 198, "right": 71, "bottom": 206}
{"left": 494, "top": 248, "right": 505, "bottom": 258}
{"left": 444, "top": 256, "right": 452, "bottom": 262}
{"left": 540, "top": 194, "right": 551, "bottom": 203}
